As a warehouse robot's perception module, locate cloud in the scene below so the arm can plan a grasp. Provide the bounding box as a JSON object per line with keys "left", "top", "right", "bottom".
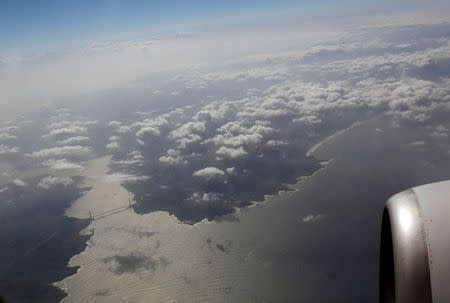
{"left": 429, "top": 125, "right": 448, "bottom": 137}
{"left": 0, "top": 133, "right": 17, "bottom": 141}
{"left": 116, "top": 125, "right": 132, "bottom": 134}
{"left": 42, "top": 159, "right": 84, "bottom": 170}
{"left": 187, "top": 192, "right": 223, "bottom": 204}
{"left": 193, "top": 167, "right": 225, "bottom": 180}
{"left": 108, "top": 121, "right": 122, "bottom": 128}
{"left": 103, "top": 173, "right": 150, "bottom": 183}
{"left": 159, "top": 149, "right": 185, "bottom": 165}
{"left": 225, "top": 167, "right": 236, "bottom": 174}
{"left": 50, "top": 126, "right": 88, "bottom": 136}
{"left": 408, "top": 140, "right": 426, "bottom": 147}
{"left": 56, "top": 136, "right": 89, "bottom": 146}
{"left": 111, "top": 151, "right": 144, "bottom": 167}
{"left": 103, "top": 253, "right": 169, "bottom": 275}
{"left": 266, "top": 140, "right": 287, "bottom": 146}
{"left": 13, "top": 179, "right": 27, "bottom": 187}
{"left": 170, "top": 121, "right": 205, "bottom": 139}
{"left": 301, "top": 214, "right": 327, "bottom": 223}
{"left": 25, "top": 145, "right": 91, "bottom": 159}
{"left": 177, "top": 134, "right": 202, "bottom": 149}
{"left": 0, "top": 144, "right": 20, "bottom": 155}
{"left": 136, "top": 126, "right": 160, "bottom": 137}
{"left": 48, "top": 120, "right": 98, "bottom": 129}
{"left": 106, "top": 141, "right": 119, "bottom": 150}
{"left": 0, "top": 125, "right": 19, "bottom": 133}
{"left": 37, "top": 176, "right": 74, "bottom": 189}
{"left": 223, "top": 133, "right": 263, "bottom": 146}
{"left": 216, "top": 146, "right": 248, "bottom": 158}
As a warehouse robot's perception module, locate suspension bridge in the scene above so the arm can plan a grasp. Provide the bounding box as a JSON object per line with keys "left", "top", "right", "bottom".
{"left": 88, "top": 193, "right": 136, "bottom": 221}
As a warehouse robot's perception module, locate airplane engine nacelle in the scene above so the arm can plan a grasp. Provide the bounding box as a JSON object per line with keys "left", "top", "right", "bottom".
{"left": 380, "top": 180, "right": 450, "bottom": 303}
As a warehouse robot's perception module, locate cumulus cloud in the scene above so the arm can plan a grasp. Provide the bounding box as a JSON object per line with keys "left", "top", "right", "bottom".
{"left": 216, "top": 146, "right": 248, "bottom": 158}
{"left": 13, "top": 179, "right": 27, "bottom": 187}
{"left": 106, "top": 141, "right": 119, "bottom": 150}
{"left": 136, "top": 126, "right": 160, "bottom": 137}
{"left": 0, "top": 125, "right": 19, "bottom": 133}
{"left": 42, "top": 159, "right": 84, "bottom": 170}
{"left": 25, "top": 145, "right": 91, "bottom": 159}
{"left": 108, "top": 121, "right": 122, "bottom": 128}
{"left": 50, "top": 126, "right": 88, "bottom": 136}
{"left": 56, "top": 136, "right": 89, "bottom": 146}
{"left": 170, "top": 121, "right": 205, "bottom": 139}
{"left": 103, "top": 173, "right": 150, "bottom": 183}
{"left": 112, "top": 151, "right": 145, "bottom": 167}
{"left": 301, "top": 214, "right": 327, "bottom": 223}
{"left": 225, "top": 167, "right": 236, "bottom": 174}
{"left": 266, "top": 140, "right": 287, "bottom": 146}
{"left": 0, "top": 144, "right": 20, "bottom": 155}
{"left": 0, "top": 133, "right": 17, "bottom": 141}
{"left": 408, "top": 140, "right": 426, "bottom": 147}
{"left": 48, "top": 120, "right": 97, "bottom": 130}
{"left": 224, "top": 133, "right": 263, "bottom": 146}
{"left": 429, "top": 125, "right": 448, "bottom": 137}
{"left": 177, "top": 134, "right": 202, "bottom": 149}
{"left": 193, "top": 167, "right": 225, "bottom": 180}
{"left": 187, "top": 192, "right": 223, "bottom": 204}
{"left": 159, "top": 149, "right": 185, "bottom": 165}
{"left": 37, "top": 176, "right": 74, "bottom": 189}
{"left": 116, "top": 125, "right": 132, "bottom": 134}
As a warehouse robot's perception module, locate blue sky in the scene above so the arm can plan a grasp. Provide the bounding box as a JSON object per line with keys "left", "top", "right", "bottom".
{"left": 1, "top": 0, "right": 448, "bottom": 55}
{"left": 0, "top": 0, "right": 409, "bottom": 54}
{"left": 1, "top": 0, "right": 300, "bottom": 51}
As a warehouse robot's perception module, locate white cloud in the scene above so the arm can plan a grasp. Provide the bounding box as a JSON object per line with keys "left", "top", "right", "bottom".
{"left": 13, "top": 179, "right": 27, "bottom": 187}
{"left": 159, "top": 149, "right": 186, "bottom": 165}
{"left": 193, "top": 167, "right": 225, "bottom": 180}
{"left": 50, "top": 126, "right": 88, "bottom": 136}
{"left": 116, "top": 125, "right": 132, "bottom": 133}
{"left": 266, "top": 140, "right": 287, "bottom": 146}
{"left": 48, "top": 120, "right": 97, "bottom": 129}
{"left": 136, "top": 126, "right": 160, "bottom": 137}
{"left": 187, "top": 191, "right": 223, "bottom": 204}
{"left": 223, "top": 133, "right": 263, "bottom": 146}
{"left": 302, "top": 214, "right": 327, "bottom": 223}
{"left": 103, "top": 173, "right": 150, "bottom": 183}
{"left": 56, "top": 136, "right": 89, "bottom": 146}
{"left": 0, "top": 145, "right": 20, "bottom": 155}
{"left": 408, "top": 140, "right": 426, "bottom": 147}
{"left": 42, "top": 159, "right": 84, "bottom": 170}
{"left": 0, "top": 125, "right": 19, "bottom": 133}
{"left": 112, "top": 150, "right": 144, "bottom": 166}
{"left": 37, "top": 176, "right": 74, "bottom": 189}
{"left": 106, "top": 141, "right": 119, "bottom": 150}
{"left": 216, "top": 146, "right": 248, "bottom": 158}
{"left": 170, "top": 121, "right": 205, "bottom": 139}
{"left": 108, "top": 121, "right": 122, "bottom": 128}
{"left": 225, "top": 167, "right": 236, "bottom": 174}
{"left": 177, "top": 134, "right": 202, "bottom": 149}
{"left": 25, "top": 145, "right": 91, "bottom": 159}
{"left": 0, "top": 133, "right": 17, "bottom": 141}
{"left": 293, "top": 115, "right": 322, "bottom": 125}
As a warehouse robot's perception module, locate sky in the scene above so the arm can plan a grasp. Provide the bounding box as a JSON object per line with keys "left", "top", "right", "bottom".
{"left": 2, "top": 0, "right": 313, "bottom": 52}
{"left": 2, "top": 0, "right": 446, "bottom": 54}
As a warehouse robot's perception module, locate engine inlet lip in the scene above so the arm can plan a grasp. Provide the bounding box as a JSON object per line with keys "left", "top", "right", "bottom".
{"left": 379, "top": 189, "right": 432, "bottom": 303}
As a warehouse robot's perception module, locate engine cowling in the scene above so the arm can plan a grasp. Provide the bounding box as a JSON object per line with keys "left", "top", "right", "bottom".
{"left": 379, "top": 180, "right": 450, "bottom": 303}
